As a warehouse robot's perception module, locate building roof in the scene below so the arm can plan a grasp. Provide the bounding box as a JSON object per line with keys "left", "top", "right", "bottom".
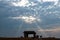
{"left": 23, "top": 31, "right": 36, "bottom": 34}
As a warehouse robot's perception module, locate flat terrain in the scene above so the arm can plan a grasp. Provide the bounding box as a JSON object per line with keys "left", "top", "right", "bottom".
{"left": 0, "top": 37, "right": 60, "bottom": 40}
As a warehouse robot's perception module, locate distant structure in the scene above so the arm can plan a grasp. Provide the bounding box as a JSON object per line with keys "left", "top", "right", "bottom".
{"left": 23, "top": 31, "right": 36, "bottom": 38}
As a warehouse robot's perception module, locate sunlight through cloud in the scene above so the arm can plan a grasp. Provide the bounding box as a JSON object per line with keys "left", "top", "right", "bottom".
{"left": 9, "top": 16, "right": 41, "bottom": 23}
{"left": 11, "top": 0, "right": 38, "bottom": 7}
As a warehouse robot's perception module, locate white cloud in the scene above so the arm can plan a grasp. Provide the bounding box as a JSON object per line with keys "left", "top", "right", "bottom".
{"left": 9, "top": 16, "right": 41, "bottom": 23}
{"left": 31, "top": 2, "right": 37, "bottom": 6}
{"left": 12, "top": 0, "right": 29, "bottom": 7}
{"left": 11, "top": 0, "right": 38, "bottom": 7}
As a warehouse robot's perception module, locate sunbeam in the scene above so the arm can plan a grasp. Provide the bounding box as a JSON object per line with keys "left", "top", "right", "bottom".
{"left": 9, "top": 15, "right": 41, "bottom": 24}
{"left": 15, "top": 20, "right": 24, "bottom": 37}
{"left": 34, "top": 22, "right": 48, "bottom": 37}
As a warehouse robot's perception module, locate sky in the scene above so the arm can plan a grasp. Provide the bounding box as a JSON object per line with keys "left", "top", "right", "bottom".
{"left": 0, "top": 0, "right": 60, "bottom": 38}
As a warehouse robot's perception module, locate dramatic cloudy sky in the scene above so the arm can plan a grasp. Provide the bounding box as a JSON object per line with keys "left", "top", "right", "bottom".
{"left": 0, "top": 0, "right": 60, "bottom": 38}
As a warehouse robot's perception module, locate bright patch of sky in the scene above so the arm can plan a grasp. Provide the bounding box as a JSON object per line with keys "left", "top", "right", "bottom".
{"left": 9, "top": 16, "right": 41, "bottom": 24}
{"left": 11, "top": 0, "right": 38, "bottom": 7}
{"left": 12, "top": 0, "right": 29, "bottom": 7}
{"left": 11, "top": 0, "right": 59, "bottom": 7}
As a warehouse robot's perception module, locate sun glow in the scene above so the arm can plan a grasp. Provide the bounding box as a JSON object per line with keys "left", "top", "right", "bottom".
{"left": 10, "top": 16, "right": 41, "bottom": 23}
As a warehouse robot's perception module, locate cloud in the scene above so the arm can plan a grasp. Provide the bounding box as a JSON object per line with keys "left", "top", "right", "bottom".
{"left": 11, "top": 0, "right": 38, "bottom": 7}
{"left": 44, "top": 0, "right": 58, "bottom": 5}
{"left": 38, "top": 27, "right": 60, "bottom": 32}
{"left": 9, "top": 16, "right": 41, "bottom": 24}
{"left": 43, "top": 0, "right": 58, "bottom": 2}
{"left": 37, "top": 0, "right": 59, "bottom": 5}
{"left": 38, "top": 26, "right": 60, "bottom": 37}
{"left": 0, "top": 0, "right": 60, "bottom": 37}
{"left": 12, "top": 0, "right": 29, "bottom": 7}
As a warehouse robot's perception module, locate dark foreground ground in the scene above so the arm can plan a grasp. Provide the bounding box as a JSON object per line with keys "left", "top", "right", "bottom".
{"left": 0, "top": 37, "right": 60, "bottom": 40}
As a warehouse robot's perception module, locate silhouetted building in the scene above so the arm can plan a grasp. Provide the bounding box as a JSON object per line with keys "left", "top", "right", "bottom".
{"left": 23, "top": 31, "right": 36, "bottom": 38}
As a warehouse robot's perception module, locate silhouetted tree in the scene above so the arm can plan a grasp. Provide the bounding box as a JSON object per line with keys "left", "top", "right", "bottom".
{"left": 40, "top": 35, "right": 42, "bottom": 38}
